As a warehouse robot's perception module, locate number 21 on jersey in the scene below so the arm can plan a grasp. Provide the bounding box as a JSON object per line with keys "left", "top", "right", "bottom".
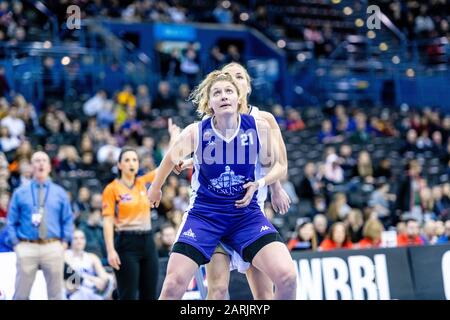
{"left": 240, "top": 132, "right": 254, "bottom": 146}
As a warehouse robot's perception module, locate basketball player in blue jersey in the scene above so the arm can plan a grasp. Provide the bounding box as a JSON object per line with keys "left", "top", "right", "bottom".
{"left": 173, "top": 63, "right": 290, "bottom": 300}
{"left": 148, "top": 71, "right": 297, "bottom": 300}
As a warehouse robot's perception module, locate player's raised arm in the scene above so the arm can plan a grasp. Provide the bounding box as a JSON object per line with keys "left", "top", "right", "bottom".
{"left": 148, "top": 123, "right": 197, "bottom": 207}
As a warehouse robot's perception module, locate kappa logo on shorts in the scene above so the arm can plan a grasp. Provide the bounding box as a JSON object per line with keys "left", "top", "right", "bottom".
{"left": 182, "top": 228, "right": 196, "bottom": 239}
{"left": 260, "top": 225, "right": 270, "bottom": 232}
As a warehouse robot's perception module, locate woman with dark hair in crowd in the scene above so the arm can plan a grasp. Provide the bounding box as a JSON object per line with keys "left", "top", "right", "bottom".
{"left": 287, "top": 221, "right": 318, "bottom": 251}
{"left": 319, "top": 222, "right": 353, "bottom": 251}
{"left": 102, "top": 120, "right": 180, "bottom": 300}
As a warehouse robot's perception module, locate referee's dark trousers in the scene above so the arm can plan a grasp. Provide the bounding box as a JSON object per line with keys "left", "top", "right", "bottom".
{"left": 114, "top": 230, "right": 159, "bottom": 300}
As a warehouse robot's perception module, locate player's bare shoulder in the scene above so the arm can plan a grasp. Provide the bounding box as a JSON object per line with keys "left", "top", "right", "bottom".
{"left": 255, "top": 116, "right": 270, "bottom": 131}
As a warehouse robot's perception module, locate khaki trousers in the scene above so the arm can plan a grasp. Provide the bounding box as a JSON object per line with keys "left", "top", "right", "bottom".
{"left": 13, "top": 241, "right": 64, "bottom": 300}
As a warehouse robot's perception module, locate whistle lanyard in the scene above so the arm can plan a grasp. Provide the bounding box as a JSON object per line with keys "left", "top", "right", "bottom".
{"left": 31, "top": 182, "right": 51, "bottom": 209}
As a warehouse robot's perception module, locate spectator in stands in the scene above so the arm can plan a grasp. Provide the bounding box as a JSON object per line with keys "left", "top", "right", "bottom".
{"left": 157, "top": 223, "right": 176, "bottom": 258}
{"left": 58, "top": 146, "right": 81, "bottom": 176}
{"left": 0, "top": 126, "right": 20, "bottom": 153}
{"left": 436, "top": 220, "right": 450, "bottom": 244}
{"left": 353, "top": 150, "right": 374, "bottom": 184}
{"left": 396, "top": 160, "right": 424, "bottom": 222}
{"left": 6, "top": 151, "right": 73, "bottom": 300}
{"left": 177, "top": 83, "right": 193, "bottom": 115}
{"left": 1, "top": 105, "right": 25, "bottom": 138}
{"left": 430, "top": 131, "right": 447, "bottom": 162}
{"left": 312, "top": 195, "right": 327, "bottom": 217}
{"left": 287, "top": 221, "right": 318, "bottom": 251}
{"left": 210, "top": 46, "right": 226, "bottom": 69}
{"left": 369, "top": 178, "right": 395, "bottom": 225}
{"left": 313, "top": 214, "right": 328, "bottom": 243}
{"left": 83, "top": 90, "right": 107, "bottom": 117}
{"left": 153, "top": 81, "right": 176, "bottom": 111}
{"left": 96, "top": 136, "right": 121, "bottom": 165}
{"left": 319, "top": 119, "right": 343, "bottom": 144}
{"left": 416, "top": 130, "right": 432, "bottom": 153}
{"left": 346, "top": 209, "right": 364, "bottom": 243}
{"left": 180, "top": 47, "right": 201, "bottom": 88}
{"left": 420, "top": 220, "right": 437, "bottom": 245}
{"left": 97, "top": 100, "right": 115, "bottom": 129}
{"left": 333, "top": 105, "right": 355, "bottom": 135}
{"left": 401, "top": 129, "right": 419, "bottom": 154}
{"left": 213, "top": 1, "right": 233, "bottom": 24}
{"left": 432, "top": 185, "right": 449, "bottom": 220}
{"left": 397, "top": 219, "right": 424, "bottom": 247}
{"left": 286, "top": 109, "right": 305, "bottom": 132}
{"left": 414, "top": 5, "right": 434, "bottom": 37}
{"left": 225, "top": 44, "right": 241, "bottom": 64}
{"left": 327, "top": 192, "right": 352, "bottom": 222}
{"left": 324, "top": 153, "right": 344, "bottom": 185}
{"left": 78, "top": 209, "right": 106, "bottom": 261}
{"left": 173, "top": 184, "right": 190, "bottom": 213}
{"left": 8, "top": 159, "right": 32, "bottom": 191}
{"left": 350, "top": 112, "right": 371, "bottom": 145}
{"left": 135, "top": 84, "right": 151, "bottom": 109}
{"left": 117, "top": 85, "right": 136, "bottom": 109}
{"left": 72, "top": 186, "right": 91, "bottom": 225}
{"left": 167, "top": 3, "right": 187, "bottom": 23}
{"left": 420, "top": 187, "right": 436, "bottom": 221}
{"left": 374, "top": 158, "right": 393, "bottom": 180}
{"left": 339, "top": 144, "right": 356, "bottom": 180}
{"left": 272, "top": 104, "right": 287, "bottom": 130}
{"left": 358, "top": 218, "right": 384, "bottom": 249}
{"left": 296, "top": 162, "right": 319, "bottom": 205}
{"left": 319, "top": 222, "right": 353, "bottom": 251}
{"left": 64, "top": 230, "right": 112, "bottom": 300}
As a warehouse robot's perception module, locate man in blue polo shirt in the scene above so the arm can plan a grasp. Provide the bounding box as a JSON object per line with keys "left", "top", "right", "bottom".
{"left": 6, "top": 151, "right": 73, "bottom": 300}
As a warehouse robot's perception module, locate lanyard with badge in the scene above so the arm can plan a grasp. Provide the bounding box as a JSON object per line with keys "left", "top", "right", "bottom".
{"left": 31, "top": 183, "right": 50, "bottom": 227}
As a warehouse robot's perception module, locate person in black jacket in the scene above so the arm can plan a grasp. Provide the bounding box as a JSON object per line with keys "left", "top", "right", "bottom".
{"left": 296, "top": 162, "right": 320, "bottom": 202}
{"left": 395, "top": 159, "right": 423, "bottom": 223}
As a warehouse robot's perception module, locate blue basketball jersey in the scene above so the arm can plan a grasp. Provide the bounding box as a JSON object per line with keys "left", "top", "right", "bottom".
{"left": 189, "top": 114, "right": 261, "bottom": 213}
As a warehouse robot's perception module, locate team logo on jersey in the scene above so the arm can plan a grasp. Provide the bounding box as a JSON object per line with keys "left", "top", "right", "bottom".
{"left": 182, "top": 228, "right": 196, "bottom": 239}
{"left": 206, "top": 136, "right": 216, "bottom": 147}
{"left": 208, "top": 166, "right": 245, "bottom": 195}
{"left": 203, "top": 129, "right": 213, "bottom": 141}
{"left": 260, "top": 225, "right": 270, "bottom": 232}
{"left": 119, "top": 193, "right": 133, "bottom": 202}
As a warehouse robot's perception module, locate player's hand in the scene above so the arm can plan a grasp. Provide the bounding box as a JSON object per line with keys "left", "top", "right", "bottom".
{"left": 172, "top": 158, "right": 194, "bottom": 175}
{"left": 107, "top": 249, "right": 121, "bottom": 270}
{"left": 148, "top": 185, "right": 162, "bottom": 208}
{"left": 271, "top": 187, "right": 291, "bottom": 215}
{"left": 168, "top": 118, "right": 181, "bottom": 146}
{"left": 235, "top": 181, "right": 259, "bottom": 208}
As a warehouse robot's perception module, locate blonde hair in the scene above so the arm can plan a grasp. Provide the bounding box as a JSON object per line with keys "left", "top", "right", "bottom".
{"left": 189, "top": 70, "right": 247, "bottom": 118}
{"left": 362, "top": 219, "right": 384, "bottom": 241}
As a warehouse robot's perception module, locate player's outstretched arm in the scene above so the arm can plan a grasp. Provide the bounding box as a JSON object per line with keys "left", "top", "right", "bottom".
{"left": 148, "top": 123, "right": 197, "bottom": 207}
